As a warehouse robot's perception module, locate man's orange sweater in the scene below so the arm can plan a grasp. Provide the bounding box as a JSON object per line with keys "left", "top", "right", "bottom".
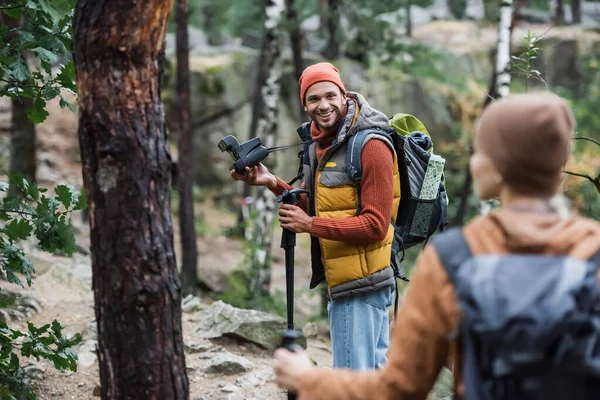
{"left": 271, "top": 120, "right": 395, "bottom": 243}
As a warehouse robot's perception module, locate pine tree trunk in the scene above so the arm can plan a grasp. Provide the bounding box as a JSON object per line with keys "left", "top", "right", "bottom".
{"left": 176, "top": 0, "right": 198, "bottom": 297}
{"left": 72, "top": 1, "right": 189, "bottom": 398}
{"left": 248, "top": 0, "right": 285, "bottom": 299}
{"left": 285, "top": 0, "right": 307, "bottom": 122}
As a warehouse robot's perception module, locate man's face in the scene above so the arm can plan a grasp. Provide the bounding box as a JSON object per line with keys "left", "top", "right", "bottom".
{"left": 304, "top": 81, "right": 346, "bottom": 130}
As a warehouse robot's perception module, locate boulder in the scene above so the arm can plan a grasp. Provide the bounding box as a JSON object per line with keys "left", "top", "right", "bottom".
{"left": 203, "top": 351, "right": 255, "bottom": 375}
{"left": 194, "top": 300, "right": 305, "bottom": 350}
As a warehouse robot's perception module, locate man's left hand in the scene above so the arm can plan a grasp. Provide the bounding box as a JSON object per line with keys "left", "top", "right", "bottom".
{"left": 279, "top": 204, "right": 312, "bottom": 233}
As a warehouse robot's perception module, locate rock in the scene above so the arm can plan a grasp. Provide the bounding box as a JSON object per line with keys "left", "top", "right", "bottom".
{"left": 184, "top": 341, "right": 214, "bottom": 353}
{"left": 23, "top": 363, "right": 45, "bottom": 382}
{"left": 93, "top": 385, "right": 101, "bottom": 397}
{"left": 193, "top": 300, "right": 290, "bottom": 350}
{"left": 302, "top": 322, "right": 319, "bottom": 338}
{"left": 182, "top": 295, "right": 203, "bottom": 313}
{"left": 78, "top": 350, "right": 97, "bottom": 368}
{"left": 203, "top": 351, "right": 255, "bottom": 375}
{"left": 221, "top": 384, "right": 238, "bottom": 393}
{"left": 235, "top": 368, "right": 275, "bottom": 389}
{"left": 428, "top": 367, "right": 454, "bottom": 400}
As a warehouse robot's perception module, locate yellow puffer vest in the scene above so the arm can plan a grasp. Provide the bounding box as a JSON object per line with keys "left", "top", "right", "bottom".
{"left": 305, "top": 132, "right": 401, "bottom": 299}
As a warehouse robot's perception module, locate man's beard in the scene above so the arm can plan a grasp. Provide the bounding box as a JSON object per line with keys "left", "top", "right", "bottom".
{"left": 311, "top": 107, "right": 340, "bottom": 131}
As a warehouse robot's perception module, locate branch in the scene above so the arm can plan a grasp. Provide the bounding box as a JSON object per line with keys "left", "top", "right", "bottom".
{"left": 572, "top": 136, "right": 600, "bottom": 148}
{"left": 563, "top": 170, "right": 600, "bottom": 194}
{"left": 0, "top": 208, "right": 36, "bottom": 217}
{"left": 0, "top": 3, "right": 26, "bottom": 10}
{"left": 191, "top": 96, "right": 252, "bottom": 129}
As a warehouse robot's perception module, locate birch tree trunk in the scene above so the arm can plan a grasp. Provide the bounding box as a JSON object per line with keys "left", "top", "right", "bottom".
{"left": 73, "top": 1, "right": 189, "bottom": 398}
{"left": 481, "top": 0, "right": 513, "bottom": 216}
{"left": 248, "top": 0, "right": 285, "bottom": 298}
{"left": 285, "top": 0, "right": 308, "bottom": 122}
{"left": 176, "top": 0, "right": 199, "bottom": 296}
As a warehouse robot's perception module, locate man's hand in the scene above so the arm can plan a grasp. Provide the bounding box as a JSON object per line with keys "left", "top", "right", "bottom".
{"left": 273, "top": 347, "right": 315, "bottom": 393}
{"left": 279, "top": 204, "right": 312, "bottom": 233}
{"left": 230, "top": 164, "right": 277, "bottom": 189}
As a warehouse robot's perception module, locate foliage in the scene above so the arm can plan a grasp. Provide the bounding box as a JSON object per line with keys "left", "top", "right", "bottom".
{"left": 0, "top": 0, "right": 77, "bottom": 124}
{"left": 0, "top": 176, "right": 86, "bottom": 399}
{"left": 218, "top": 240, "right": 287, "bottom": 317}
{"left": 510, "top": 30, "right": 546, "bottom": 92}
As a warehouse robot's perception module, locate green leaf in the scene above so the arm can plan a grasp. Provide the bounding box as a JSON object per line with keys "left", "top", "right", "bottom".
{"left": 4, "top": 219, "right": 33, "bottom": 241}
{"left": 59, "top": 94, "right": 77, "bottom": 112}
{"left": 2, "top": 6, "right": 23, "bottom": 19}
{"left": 25, "top": 95, "right": 49, "bottom": 124}
{"left": 56, "top": 221, "right": 75, "bottom": 256}
{"left": 42, "top": 84, "right": 60, "bottom": 101}
{"left": 74, "top": 188, "right": 87, "bottom": 211}
{"left": 8, "top": 59, "right": 28, "bottom": 82}
{"left": 56, "top": 63, "right": 76, "bottom": 92}
{"left": 32, "top": 47, "right": 57, "bottom": 65}
{"left": 54, "top": 184, "right": 78, "bottom": 209}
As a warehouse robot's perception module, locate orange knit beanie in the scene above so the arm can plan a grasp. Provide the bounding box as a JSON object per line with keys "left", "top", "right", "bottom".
{"left": 299, "top": 62, "right": 346, "bottom": 105}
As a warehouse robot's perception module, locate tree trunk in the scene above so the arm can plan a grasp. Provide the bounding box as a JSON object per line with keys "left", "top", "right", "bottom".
{"left": 554, "top": 0, "right": 564, "bottom": 24}
{"left": 236, "top": 0, "right": 285, "bottom": 237}
{"left": 571, "top": 0, "right": 581, "bottom": 24}
{"left": 248, "top": 0, "right": 285, "bottom": 299}
{"left": 72, "top": 1, "right": 189, "bottom": 399}
{"left": 405, "top": 0, "right": 412, "bottom": 37}
{"left": 495, "top": 0, "right": 513, "bottom": 98}
{"left": 323, "top": 0, "right": 340, "bottom": 59}
{"left": 480, "top": 0, "right": 513, "bottom": 215}
{"left": 2, "top": 13, "right": 36, "bottom": 190}
{"left": 9, "top": 95, "right": 36, "bottom": 185}
{"left": 176, "top": 0, "right": 198, "bottom": 297}
{"left": 285, "top": 0, "right": 308, "bottom": 122}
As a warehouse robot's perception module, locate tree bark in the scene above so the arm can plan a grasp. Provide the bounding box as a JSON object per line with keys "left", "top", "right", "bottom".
{"left": 571, "top": 0, "right": 581, "bottom": 24}
{"left": 480, "top": 0, "right": 513, "bottom": 216}
{"left": 554, "top": 0, "right": 564, "bottom": 24}
{"left": 9, "top": 95, "right": 36, "bottom": 185}
{"left": 285, "top": 0, "right": 308, "bottom": 122}
{"left": 72, "top": 1, "right": 189, "bottom": 399}
{"left": 323, "top": 0, "right": 340, "bottom": 59}
{"left": 405, "top": 0, "right": 412, "bottom": 37}
{"left": 248, "top": 0, "right": 285, "bottom": 298}
{"left": 175, "top": 0, "right": 198, "bottom": 297}
{"left": 236, "top": 0, "right": 285, "bottom": 237}
{"left": 2, "top": 13, "right": 36, "bottom": 189}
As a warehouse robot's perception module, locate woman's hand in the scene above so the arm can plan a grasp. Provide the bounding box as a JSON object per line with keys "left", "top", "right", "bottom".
{"left": 230, "top": 164, "right": 277, "bottom": 189}
{"left": 273, "top": 348, "right": 315, "bottom": 393}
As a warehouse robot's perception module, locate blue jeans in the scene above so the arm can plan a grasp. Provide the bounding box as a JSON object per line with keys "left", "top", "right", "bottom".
{"left": 327, "top": 283, "right": 395, "bottom": 370}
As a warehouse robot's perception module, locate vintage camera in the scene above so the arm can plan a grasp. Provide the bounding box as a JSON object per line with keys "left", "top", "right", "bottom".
{"left": 218, "top": 135, "right": 269, "bottom": 175}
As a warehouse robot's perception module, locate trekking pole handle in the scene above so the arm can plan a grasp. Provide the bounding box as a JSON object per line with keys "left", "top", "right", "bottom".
{"left": 277, "top": 188, "right": 309, "bottom": 206}
{"left": 280, "top": 329, "right": 301, "bottom": 400}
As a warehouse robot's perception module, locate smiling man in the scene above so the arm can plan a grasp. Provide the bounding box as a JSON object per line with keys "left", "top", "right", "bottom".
{"left": 231, "top": 62, "right": 399, "bottom": 371}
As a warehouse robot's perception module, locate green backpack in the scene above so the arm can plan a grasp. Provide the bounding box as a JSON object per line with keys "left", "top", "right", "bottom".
{"left": 345, "top": 113, "right": 449, "bottom": 283}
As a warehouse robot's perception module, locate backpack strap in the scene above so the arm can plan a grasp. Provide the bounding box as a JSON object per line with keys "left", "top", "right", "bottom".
{"left": 432, "top": 226, "right": 472, "bottom": 283}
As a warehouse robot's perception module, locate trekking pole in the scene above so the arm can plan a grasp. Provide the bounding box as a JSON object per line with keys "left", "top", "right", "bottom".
{"left": 276, "top": 188, "right": 308, "bottom": 400}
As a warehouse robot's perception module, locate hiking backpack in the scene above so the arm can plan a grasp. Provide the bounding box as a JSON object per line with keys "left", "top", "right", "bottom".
{"left": 345, "top": 113, "right": 449, "bottom": 281}
{"left": 434, "top": 227, "right": 600, "bottom": 400}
